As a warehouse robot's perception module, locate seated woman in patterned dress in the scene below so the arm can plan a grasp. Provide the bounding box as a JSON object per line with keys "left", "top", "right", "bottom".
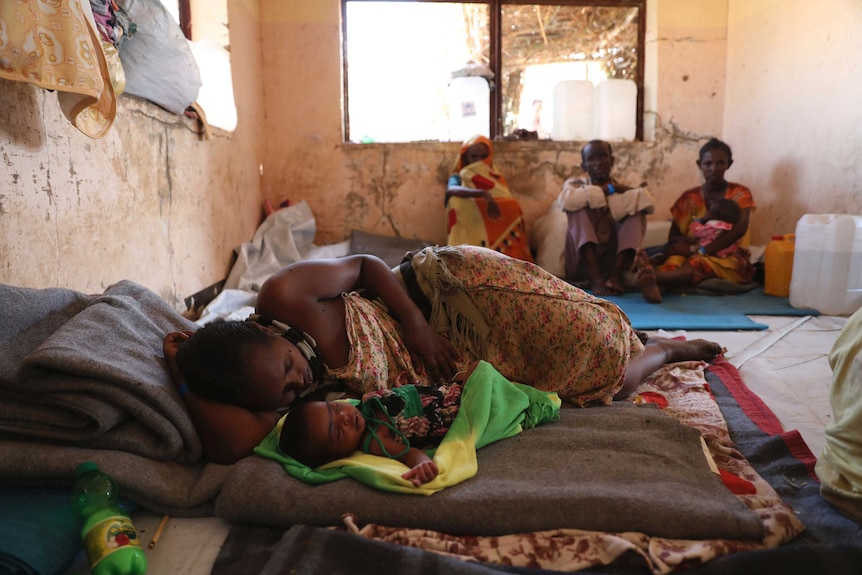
{"left": 635, "top": 138, "right": 755, "bottom": 303}
{"left": 445, "top": 135, "right": 533, "bottom": 263}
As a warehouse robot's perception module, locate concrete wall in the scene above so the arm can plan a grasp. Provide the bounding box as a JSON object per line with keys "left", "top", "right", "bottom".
{"left": 0, "top": 0, "right": 264, "bottom": 308}
{"left": 6, "top": 0, "right": 857, "bottom": 302}
{"left": 259, "top": 0, "right": 733, "bottom": 247}
{"left": 724, "top": 0, "right": 862, "bottom": 244}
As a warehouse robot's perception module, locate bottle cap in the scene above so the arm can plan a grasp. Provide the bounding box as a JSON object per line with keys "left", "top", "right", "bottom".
{"left": 75, "top": 461, "right": 100, "bottom": 476}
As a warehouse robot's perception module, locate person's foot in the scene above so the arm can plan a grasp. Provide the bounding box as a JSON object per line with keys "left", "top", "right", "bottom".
{"left": 589, "top": 275, "right": 611, "bottom": 296}
{"left": 635, "top": 249, "right": 662, "bottom": 303}
{"left": 646, "top": 337, "right": 725, "bottom": 363}
{"left": 604, "top": 273, "right": 624, "bottom": 295}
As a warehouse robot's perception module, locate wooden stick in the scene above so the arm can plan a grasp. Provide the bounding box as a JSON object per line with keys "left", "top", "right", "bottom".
{"left": 148, "top": 514, "right": 170, "bottom": 550}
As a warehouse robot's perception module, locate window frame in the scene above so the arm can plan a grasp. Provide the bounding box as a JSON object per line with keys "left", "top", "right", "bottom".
{"left": 341, "top": 0, "right": 646, "bottom": 142}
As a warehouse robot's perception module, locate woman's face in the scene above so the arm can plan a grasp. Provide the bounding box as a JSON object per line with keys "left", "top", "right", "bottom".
{"left": 238, "top": 335, "right": 314, "bottom": 411}
{"left": 463, "top": 143, "right": 490, "bottom": 165}
{"left": 697, "top": 149, "right": 731, "bottom": 184}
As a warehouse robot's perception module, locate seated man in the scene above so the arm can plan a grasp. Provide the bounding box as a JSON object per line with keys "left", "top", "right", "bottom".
{"left": 816, "top": 307, "right": 862, "bottom": 522}
{"left": 558, "top": 140, "right": 655, "bottom": 295}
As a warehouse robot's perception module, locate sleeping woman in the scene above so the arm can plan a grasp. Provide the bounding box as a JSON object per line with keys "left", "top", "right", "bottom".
{"left": 164, "top": 245, "right": 724, "bottom": 465}
{"left": 445, "top": 135, "right": 533, "bottom": 263}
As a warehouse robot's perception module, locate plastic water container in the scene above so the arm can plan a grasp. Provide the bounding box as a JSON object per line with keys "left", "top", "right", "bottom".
{"left": 764, "top": 234, "right": 795, "bottom": 297}
{"left": 595, "top": 79, "right": 636, "bottom": 141}
{"left": 447, "top": 76, "right": 490, "bottom": 142}
{"left": 551, "top": 80, "right": 595, "bottom": 141}
{"left": 789, "top": 214, "right": 862, "bottom": 315}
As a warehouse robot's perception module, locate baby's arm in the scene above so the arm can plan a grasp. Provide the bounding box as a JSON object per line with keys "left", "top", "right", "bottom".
{"left": 399, "top": 448, "right": 439, "bottom": 487}
{"left": 365, "top": 415, "right": 439, "bottom": 487}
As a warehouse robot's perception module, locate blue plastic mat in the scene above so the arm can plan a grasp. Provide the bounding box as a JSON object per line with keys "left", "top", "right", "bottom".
{"left": 0, "top": 487, "right": 137, "bottom": 575}
{"left": 0, "top": 488, "right": 81, "bottom": 575}
{"left": 603, "top": 287, "right": 819, "bottom": 331}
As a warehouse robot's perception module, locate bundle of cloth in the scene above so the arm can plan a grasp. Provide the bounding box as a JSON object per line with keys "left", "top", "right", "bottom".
{"left": 0, "top": 280, "right": 230, "bottom": 514}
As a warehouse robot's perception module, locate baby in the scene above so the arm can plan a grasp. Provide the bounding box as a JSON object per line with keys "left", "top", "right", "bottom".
{"left": 690, "top": 198, "right": 742, "bottom": 257}
{"left": 278, "top": 362, "right": 480, "bottom": 486}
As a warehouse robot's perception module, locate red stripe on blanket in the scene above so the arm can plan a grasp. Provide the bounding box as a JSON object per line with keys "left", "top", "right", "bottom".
{"left": 709, "top": 358, "right": 783, "bottom": 435}
{"left": 710, "top": 357, "right": 819, "bottom": 481}
{"left": 780, "top": 429, "right": 819, "bottom": 481}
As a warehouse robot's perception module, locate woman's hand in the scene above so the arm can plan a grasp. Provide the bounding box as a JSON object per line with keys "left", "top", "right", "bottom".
{"left": 485, "top": 193, "right": 502, "bottom": 220}
{"left": 163, "top": 331, "right": 193, "bottom": 363}
{"left": 400, "top": 317, "right": 460, "bottom": 382}
{"left": 667, "top": 239, "right": 695, "bottom": 258}
{"left": 163, "top": 330, "right": 195, "bottom": 390}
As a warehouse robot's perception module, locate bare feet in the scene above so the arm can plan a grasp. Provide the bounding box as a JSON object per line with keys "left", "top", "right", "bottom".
{"left": 614, "top": 336, "right": 724, "bottom": 400}
{"left": 589, "top": 275, "right": 610, "bottom": 296}
{"left": 588, "top": 275, "right": 624, "bottom": 296}
{"left": 635, "top": 249, "right": 662, "bottom": 303}
{"left": 604, "top": 273, "right": 624, "bottom": 295}
{"left": 646, "top": 336, "right": 725, "bottom": 363}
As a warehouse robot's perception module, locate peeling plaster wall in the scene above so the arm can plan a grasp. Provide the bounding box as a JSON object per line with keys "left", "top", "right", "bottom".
{"left": 724, "top": 0, "right": 862, "bottom": 246}
{"left": 7, "top": 0, "right": 846, "bottom": 307}
{"left": 0, "top": 0, "right": 264, "bottom": 309}
{"left": 260, "top": 0, "right": 733, "bottom": 247}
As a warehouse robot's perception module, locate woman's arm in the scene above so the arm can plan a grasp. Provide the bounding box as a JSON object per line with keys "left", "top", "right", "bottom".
{"left": 445, "top": 186, "right": 502, "bottom": 220}
{"left": 256, "top": 256, "right": 460, "bottom": 380}
{"left": 164, "top": 331, "right": 278, "bottom": 464}
{"left": 667, "top": 220, "right": 692, "bottom": 247}
{"left": 664, "top": 218, "right": 698, "bottom": 258}
{"left": 701, "top": 207, "right": 751, "bottom": 255}
{"left": 181, "top": 392, "right": 280, "bottom": 464}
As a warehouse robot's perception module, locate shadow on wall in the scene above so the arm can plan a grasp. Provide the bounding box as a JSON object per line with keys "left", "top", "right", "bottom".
{"left": 0, "top": 80, "right": 48, "bottom": 149}
{"left": 766, "top": 158, "right": 802, "bottom": 238}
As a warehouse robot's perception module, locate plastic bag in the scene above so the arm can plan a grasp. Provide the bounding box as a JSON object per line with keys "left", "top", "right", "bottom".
{"left": 116, "top": 0, "right": 201, "bottom": 114}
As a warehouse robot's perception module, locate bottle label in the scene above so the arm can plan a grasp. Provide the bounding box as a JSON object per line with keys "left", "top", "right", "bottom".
{"left": 83, "top": 515, "right": 143, "bottom": 567}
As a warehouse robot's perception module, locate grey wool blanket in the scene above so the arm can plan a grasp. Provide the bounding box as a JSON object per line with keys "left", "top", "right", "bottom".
{"left": 0, "top": 280, "right": 763, "bottom": 541}
{"left": 0, "top": 281, "right": 228, "bottom": 514}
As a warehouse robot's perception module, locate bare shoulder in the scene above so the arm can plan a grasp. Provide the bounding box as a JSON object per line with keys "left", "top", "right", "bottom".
{"left": 255, "top": 259, "right": 354, "bottom": 362}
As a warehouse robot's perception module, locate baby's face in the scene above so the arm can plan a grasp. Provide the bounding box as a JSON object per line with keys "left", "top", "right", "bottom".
{"left": 304, "top": 401, "right": 366, "bottom": 462}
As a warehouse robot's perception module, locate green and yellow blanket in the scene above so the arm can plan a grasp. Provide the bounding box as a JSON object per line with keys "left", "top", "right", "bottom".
{"left": 255, "top": 361, "right": 561, "bottom": 495}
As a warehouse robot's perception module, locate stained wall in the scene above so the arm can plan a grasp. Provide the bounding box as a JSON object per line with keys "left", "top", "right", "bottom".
{"left": 259, "top": 0, "right": 732, "bottom": 246}
{"left": 4, "top": 0, "right": 858, "bottom": 304}
{"left": 724, "top": 0, "right": 862, "bottom": 242}
{"left": 0, "top": 0, "right": 264, "bottom": 308}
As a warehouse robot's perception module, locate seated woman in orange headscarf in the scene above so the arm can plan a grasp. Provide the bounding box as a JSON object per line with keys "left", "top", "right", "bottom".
{"left": 445, "top": 135, "right": 533, "bottom": 263}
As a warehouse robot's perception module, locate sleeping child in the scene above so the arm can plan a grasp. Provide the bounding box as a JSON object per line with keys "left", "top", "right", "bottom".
{"left": 270, "top": 360, "right": 561, "bottom": 490}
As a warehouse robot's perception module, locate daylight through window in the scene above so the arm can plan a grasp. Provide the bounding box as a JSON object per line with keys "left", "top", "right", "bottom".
{"left": 342, "top": 0, "right": 644, "bottom": 143}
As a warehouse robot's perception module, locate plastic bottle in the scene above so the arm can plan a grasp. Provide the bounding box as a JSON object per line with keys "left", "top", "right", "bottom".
{"left": 71, "top": 462, "right": 148, "bottom": 575}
